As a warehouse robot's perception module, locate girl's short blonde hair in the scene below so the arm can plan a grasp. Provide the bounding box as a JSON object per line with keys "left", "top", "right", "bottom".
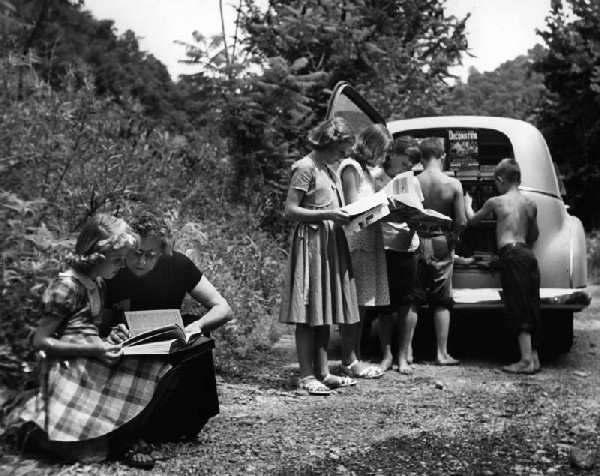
{"left": 351, "top": 123, "right": 393, "bottom": 167}
{"left": 308, "top": 116, "right": 355, "bottom": 150}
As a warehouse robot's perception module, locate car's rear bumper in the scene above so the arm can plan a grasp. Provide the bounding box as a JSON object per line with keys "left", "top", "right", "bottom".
{"left": 451, "top": 287, "right": 591, "bottom": 312}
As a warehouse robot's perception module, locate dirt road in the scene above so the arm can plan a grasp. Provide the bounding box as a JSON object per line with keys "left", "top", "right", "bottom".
{"left": 2, "top": 286, "right": 599, "bottom": 475}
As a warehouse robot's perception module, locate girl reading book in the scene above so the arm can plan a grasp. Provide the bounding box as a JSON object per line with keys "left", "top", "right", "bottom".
{"left": 338, "top": 123, "right": 393, "bottom": 377}
{"left": 3, "top": 214, "right": 171, "bottom": 469}
{"left": 279, "top": 116, "right": 359, "bottom": 395}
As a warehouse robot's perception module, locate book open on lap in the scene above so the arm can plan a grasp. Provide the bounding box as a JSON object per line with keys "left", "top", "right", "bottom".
{"left": 121, "top": 309, "right": 201, "bottom": 355}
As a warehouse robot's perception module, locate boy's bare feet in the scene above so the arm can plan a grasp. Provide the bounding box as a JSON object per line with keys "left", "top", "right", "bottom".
{"left": 398, "top": 360, "right": 413, "bottom": 375}
{"left": 379, "top": 356, "right": 393, "bottom": 372}
{"left": 501, "top": 361, "right": 537, "bottom": 375}
{"left": 436, "top": 354, "right": 459, "bottom": 366}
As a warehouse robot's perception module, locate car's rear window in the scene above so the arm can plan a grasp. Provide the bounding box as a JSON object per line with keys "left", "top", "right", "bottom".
{"left": 397, "top": 127, "right": 516, "bottom": 259}
{"left": 397, "top": 127, "right": 514, "bottom": 179}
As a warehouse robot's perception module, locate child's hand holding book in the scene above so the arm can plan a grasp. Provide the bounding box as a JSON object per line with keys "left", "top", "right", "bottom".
{"left": 107, "top": 323, "right": 130, "bottom": 345}
{"left": 95, "top": 341, "right": 123, "bottom": 366}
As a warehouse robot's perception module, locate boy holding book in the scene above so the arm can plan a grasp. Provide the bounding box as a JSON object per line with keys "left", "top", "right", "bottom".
{"left": 464, "top": 158, "right": 541, "bottom": 374}
{"left": 375, "top": 135, "right": 423, "bottom": 374}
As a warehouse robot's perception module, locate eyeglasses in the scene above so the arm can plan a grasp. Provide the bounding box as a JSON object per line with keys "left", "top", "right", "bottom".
{"left": 131, "top": 249, "right": 160, "bottom": 261}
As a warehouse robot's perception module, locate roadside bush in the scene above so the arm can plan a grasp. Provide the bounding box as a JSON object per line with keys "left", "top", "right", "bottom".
{"left": 173, "top": 209, "right": 287, "bottom": 364}
{"left": 588, "top": 231, "right": 600, "bottom": 285}
{"left": 0, "top": 57, "right": 288, "bottom": 387}
{"left": 1, "top": 58, "right": 214, "bottom": 231}
{"left": 0, "top": 192, "right": 73, "bottom": 387}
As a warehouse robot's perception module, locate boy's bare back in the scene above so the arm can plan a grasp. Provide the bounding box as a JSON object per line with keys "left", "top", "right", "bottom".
{"left": 418, "top": 170, "right": 466, "bottom": 229}
{"left": 486, "top": 190, "right": 539, "bottom": 248}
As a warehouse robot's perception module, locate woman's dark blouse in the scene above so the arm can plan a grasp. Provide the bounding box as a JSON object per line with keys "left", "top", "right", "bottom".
{"left": 105, "top": 251, "right": 203, "bottom": 311}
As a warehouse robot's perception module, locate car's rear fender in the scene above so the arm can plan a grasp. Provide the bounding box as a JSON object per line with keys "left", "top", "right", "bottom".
{"left": 565, "top": 213, "right": 587, "bottom": 288}
{"left": 526, "top": 191, "right": 569, "bottom": 287}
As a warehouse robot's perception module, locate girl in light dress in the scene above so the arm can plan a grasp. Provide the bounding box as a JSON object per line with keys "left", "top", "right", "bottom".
{"left": 279, "top": 117, "right": 360, "bottom": 396}
{"left": 3, "top": 214, "right": 172, "bottom": 469}
{"left": 338, "top": 123, "right": 393, "bottom": 378}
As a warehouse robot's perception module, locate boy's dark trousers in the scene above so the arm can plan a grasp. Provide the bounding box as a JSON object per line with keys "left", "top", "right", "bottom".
{"left": 499, "top": 243, "right": 542, "bottom": 347}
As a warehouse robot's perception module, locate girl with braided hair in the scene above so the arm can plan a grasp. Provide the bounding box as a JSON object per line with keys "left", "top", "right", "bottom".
{"left": 4, "top": 214, "right": 172, "bottom": 469}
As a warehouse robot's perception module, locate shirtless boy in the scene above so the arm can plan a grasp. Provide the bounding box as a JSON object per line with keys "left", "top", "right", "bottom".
{"left": 464, "top": 158, "right": 541, "bottom": 374}
{"left": 415, "top": 138, "right": 466, "bottom": 365}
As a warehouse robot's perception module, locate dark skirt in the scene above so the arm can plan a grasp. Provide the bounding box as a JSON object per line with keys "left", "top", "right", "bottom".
{"left": 139, "top": 336, "right": 219, "bottom": 442}
{"left": 499, "top": 244, "right": 542, "bottom": 347}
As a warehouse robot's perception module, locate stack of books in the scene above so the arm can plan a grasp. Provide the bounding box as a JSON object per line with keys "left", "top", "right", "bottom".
{"left": 479, "top": 165, "right": 496, "bottom": 179}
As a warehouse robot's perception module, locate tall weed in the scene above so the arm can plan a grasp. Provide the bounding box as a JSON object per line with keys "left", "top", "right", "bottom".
{"left": 173, "top": 209, "right": 288, "bottom": 364}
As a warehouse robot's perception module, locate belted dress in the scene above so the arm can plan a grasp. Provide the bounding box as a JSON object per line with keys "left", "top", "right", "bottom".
{"left": 279, "top": 154, "right": 360, "bottom": 326}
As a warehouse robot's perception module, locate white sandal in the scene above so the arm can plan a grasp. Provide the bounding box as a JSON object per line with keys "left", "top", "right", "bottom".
{"left": 298, "top": 376, "right": 331, "bottom": 396}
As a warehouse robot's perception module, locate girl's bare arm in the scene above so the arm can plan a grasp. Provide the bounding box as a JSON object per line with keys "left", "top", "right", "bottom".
{"left": 285, "top": 188, "right": 349, "bottom": 223}
{"left": 33, "top": 316, "right": 121, "bottom": 363}
{"left": 340, "top": 166, "right": 360, "bottom": 205}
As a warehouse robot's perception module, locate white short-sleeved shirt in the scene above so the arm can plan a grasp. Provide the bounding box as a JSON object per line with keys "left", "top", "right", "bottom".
{"left": 375, "top": 169, "right": 423, "bottom": 252}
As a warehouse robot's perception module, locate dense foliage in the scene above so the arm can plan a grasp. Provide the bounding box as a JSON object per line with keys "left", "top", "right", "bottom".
{"left": 1, "top": 0, "right": 599, "bottom": 388}
{"left": 0, "top": 4, "right": 286, "bottom": 387}
{"left": 178, "top": 0, "right": 470, "bottom": 231}
{"left": 440, "top": 46, "right": 547, "bottom": 121}
{"left": 533, "top": 0, "right": 600, "bottom": 228}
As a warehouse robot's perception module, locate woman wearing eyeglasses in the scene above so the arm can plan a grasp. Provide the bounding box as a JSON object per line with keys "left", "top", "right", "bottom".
{"left": 105, "top": 212, "right": 231, "bottom": 334}
{"left": 103, "top": 210, "right": 232, "bottom": 454}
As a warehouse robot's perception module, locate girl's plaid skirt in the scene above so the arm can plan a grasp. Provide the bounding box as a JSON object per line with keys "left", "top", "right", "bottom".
{"left": 6, "top": 334, "right": 171, "bottom": 442}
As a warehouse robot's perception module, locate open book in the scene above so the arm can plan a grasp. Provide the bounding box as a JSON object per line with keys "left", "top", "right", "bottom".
{"left": 341, "top": 174, "right": 453, "bottom": 237}
{"left": 383, "top": 171, "right": 424, "bottom": 210}
{"left": 121, "top": 309, "right": 201, "bottom": 355}
{"left": 383, "top": 172, "right": 453, "bottom": 236}
{"left": 341, "top": 190, "right": 390, "bottom": 237}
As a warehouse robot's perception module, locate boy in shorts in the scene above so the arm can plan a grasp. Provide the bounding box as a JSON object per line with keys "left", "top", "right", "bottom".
{"left": 414, "top": 138, "right": 467, "bottom": 366}
{"left": 376, "top": 136, "right": 423, "bottom": 374}
{"left": 464, "top": 158, "right": 541, "bottom": 374}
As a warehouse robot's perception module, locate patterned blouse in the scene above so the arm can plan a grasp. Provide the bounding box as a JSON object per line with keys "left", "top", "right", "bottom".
{"left": 41, "top": 274, "right": 106, "bottom": 337}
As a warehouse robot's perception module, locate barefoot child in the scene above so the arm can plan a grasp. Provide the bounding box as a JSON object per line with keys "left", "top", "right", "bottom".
{"left": 375, "top": 136, "right": 423, "bottom": 374}
{"left": 279, "top": 117, "right": 359, "bottom": 395}
{"left": 415, "top": 138, "right": 466, "bottom": 366}
{"left": 338, "top": 123, "right": 392, "bottom": 378}
{"left": 464, "top": 158, "right": 541, "bottom": 374}
{"left": 3, "top": 214, "right": 171, "bottom": 469}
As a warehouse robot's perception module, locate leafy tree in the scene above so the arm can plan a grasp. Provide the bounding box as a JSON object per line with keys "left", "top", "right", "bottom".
{"left": 8, "top": 0, "right": 186, "bottom": 125}
{"left": 242, "top": 0, "right": 469, "bottom": 119}
{"left": 180, "top": 0, "right": 469, "bottom": 231}
{"left": 440, "top": 46, "right": 547, "bottom": 121}
{"left": 533, "top": 0, "right": 600, "bottom": 228}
